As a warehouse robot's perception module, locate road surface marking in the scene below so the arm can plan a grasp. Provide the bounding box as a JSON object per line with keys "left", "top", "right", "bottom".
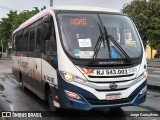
{"left": 153, "top": 71, "right": 160, "bottom": 73}
{"left": 0, "top": 69, "right": 12, "bottom": 73}
{"left": 148, "top": 67, "right": 160, "bottom": 70}
{"left": 148, "top": 74, "right": 160, "bottom": 78}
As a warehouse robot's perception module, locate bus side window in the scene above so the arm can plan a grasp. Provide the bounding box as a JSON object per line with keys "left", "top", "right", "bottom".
{"left": 51, "top": 23, "right": 57, "bottom": 53}
{"left": 13, "top": 34, "right": 17, "bottom": 53}
{"left": 29, "top": 29, "right": 35, "bottom": 53}
{"left": 15, "top": 34, "right": 19, "bottom": 53}
{"left": 12, "top": 34, "right": 16, "bottom": 53}
{"left": 36, "top": 27, "right": 42, "bottom": 51}
{"left": 23, "top": 30, "right": 29, "bottom": 52}
{"left": 19, "top": 32, "right": 24, "bottom": 52}
{"left": 15, "top": 32, "right": 23, "bottom": 53}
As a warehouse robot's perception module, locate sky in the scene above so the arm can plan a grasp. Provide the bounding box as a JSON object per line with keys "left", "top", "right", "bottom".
{"left": 0, "top": 0, "right": 133, "bottom": 19}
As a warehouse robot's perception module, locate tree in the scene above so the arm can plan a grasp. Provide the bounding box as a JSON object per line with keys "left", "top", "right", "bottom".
{"left": 0, "top": 11, "right": 17, "bottom": 50}
{"left": 123, "top": 0, "right": 160, "bottom": 49}
{"left": 0, "top": 7, "right": 40, "bottom": 53}
{"left": 147, "top": 18, "right": 160, "bottom": 49}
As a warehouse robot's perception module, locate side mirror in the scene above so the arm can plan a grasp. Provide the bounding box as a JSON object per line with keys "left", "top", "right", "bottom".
{"left": 42, "top": 15, "right": 52, "bottom": 40}
{"left": 43, "top": 16, "right": 51, "bottom": 23}
{"left": 0, "top": 83, "right": 4, "bottom": 92}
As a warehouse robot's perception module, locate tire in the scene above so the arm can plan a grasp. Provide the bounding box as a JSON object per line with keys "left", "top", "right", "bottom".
{"left": 48, "top": 89, "right": 58, "bottom": 112}
{"left": 20, "top": 73, "right": 27, "bottom": 90}
{"left": 22, "top": 80, "right": 27, "bottom": 90}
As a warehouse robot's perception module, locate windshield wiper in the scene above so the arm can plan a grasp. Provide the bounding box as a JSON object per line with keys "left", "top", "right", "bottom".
{"left": 90, "top": 25, "right": 132, "bottom": 64}
{"left": 90, "top": 23, "right": 104, "bottom": 64}
{"left": 103, "top": 27, "right": 132, "bottom": 63}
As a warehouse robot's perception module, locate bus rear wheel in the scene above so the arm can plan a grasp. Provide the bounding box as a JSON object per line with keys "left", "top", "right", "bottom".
{"left": 22, "top": 81, "right": 27, "bottom": 90}
{"left": 48, "top": 89, "right": 58, "bottom": 112}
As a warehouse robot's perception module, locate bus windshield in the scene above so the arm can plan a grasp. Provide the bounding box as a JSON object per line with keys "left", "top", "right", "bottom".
{"left": 57, "top": 13, "right": 142, "bottom": 60}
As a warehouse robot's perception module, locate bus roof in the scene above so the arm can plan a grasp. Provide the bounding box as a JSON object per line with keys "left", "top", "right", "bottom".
{"left": 53, "top": 6, "right": 121, "bottom": 13}
{"left": 13, "top": 6, "right": 121, "bottom": 34}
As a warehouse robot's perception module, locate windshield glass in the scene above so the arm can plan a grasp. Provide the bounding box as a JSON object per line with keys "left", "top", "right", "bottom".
{"left": 57, "top": 13, "right": 142, "bottom": 59}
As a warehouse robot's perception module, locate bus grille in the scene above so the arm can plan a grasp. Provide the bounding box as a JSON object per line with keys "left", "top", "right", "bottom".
{"left": 86, "top": 96, "right": 134, "bottom": 105}
{"left": 88, "top": 74, "right": 134, "bottom": 78}
{"left": 95, "top": 88, "right": 127, "bottom": 92}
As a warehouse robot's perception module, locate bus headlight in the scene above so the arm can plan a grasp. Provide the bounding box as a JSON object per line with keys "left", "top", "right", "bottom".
{"left": 137, "top": 70, "right": 148, "bottom": 80}
{"left": 144, "top": 70, "right": 148, "bottom": 78}
{"left": 60, "top": 71, "right": 87, "bottom": 83}
{"left": 64, "top": 73, "right": 74, "bottom": 82}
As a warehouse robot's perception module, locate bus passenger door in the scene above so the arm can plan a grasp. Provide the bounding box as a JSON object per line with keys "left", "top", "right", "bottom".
{"left": 41, "top": 16, "right": 58, "bottom": 90}
{"left": 28, "top": 28, "right": 36, "bottom": 80}
{"left": 34, "top": 25, "right": 43, "bottom": 98}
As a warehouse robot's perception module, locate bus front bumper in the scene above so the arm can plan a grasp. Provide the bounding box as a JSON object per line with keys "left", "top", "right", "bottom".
{"left": 58, "top": 79, "right": 147, "bottom": 110}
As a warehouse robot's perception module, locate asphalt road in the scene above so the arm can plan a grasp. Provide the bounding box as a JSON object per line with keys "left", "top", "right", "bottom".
{"left": 0, "top": 60, "right": 160, "bottom": 120}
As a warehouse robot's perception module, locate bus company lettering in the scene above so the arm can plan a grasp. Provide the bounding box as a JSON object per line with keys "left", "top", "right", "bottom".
{"left": 44, "top": 75, "right": 55, "bottom": 84}
{"left": 17, "top": 59, "right": 28, "bottom": 68}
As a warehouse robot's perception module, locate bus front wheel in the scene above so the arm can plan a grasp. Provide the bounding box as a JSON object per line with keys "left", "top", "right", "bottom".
{"left": 21, "top": 77, "right": 27, "bottom": 90}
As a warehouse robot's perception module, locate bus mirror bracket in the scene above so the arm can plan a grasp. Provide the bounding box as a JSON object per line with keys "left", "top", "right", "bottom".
{"left": 43, "top": 16, "right": 50, "bottom": 23}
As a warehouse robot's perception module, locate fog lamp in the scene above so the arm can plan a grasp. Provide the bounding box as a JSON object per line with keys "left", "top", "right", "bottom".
{"left": 65, "top": 90, "right": 80, "bottom": 99}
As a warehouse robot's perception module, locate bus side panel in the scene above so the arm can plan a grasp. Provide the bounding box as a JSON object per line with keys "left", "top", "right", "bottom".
{"left": 12, "top": 56, "right": 24, "bottom": 83}
{"left": 21, "top": 57, "right": 44, "bottom": 99}
{"left": 34, "top": 58, "right": 42, "bottom": 83}
{"left": 34, "top": 58, "right": 43, "bottom": 98}
{"left": 42, "top": 59, "right": 58, "bottom": 85}
{"left": 12, "top": 56, "right": 44, "bottom": 100}
{"left": 41, "top": 59, "right": 58, "bottom": 93}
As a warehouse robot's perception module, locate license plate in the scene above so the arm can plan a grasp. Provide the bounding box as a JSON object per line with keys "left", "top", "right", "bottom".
{"left": 106, "top": 93, "right": 122, "bottom": 100}
{"left": 94, "top": 68, "right": 137, "bottom": 76}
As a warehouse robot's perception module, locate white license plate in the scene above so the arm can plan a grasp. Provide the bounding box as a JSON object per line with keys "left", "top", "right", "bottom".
{"left": 106, "top": 93, "right": 122, "bottom": 100}
{"left": 94, "top": 68, "right": 137, "bottom": 76}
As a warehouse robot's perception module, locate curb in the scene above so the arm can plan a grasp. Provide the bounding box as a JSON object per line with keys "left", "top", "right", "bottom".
{"left": 147, "top": 84, "right": 160, "bottom": 91}
{"left": 0, "top": 59, "right": 11, "bottom": 60}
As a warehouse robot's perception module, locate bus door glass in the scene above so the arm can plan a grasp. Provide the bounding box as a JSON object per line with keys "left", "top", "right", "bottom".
{"left": 28, "top": 27, "right": 36, "bottom": 79}
{"left": 34, "top": 21, "right": 43, "bottom": 82}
